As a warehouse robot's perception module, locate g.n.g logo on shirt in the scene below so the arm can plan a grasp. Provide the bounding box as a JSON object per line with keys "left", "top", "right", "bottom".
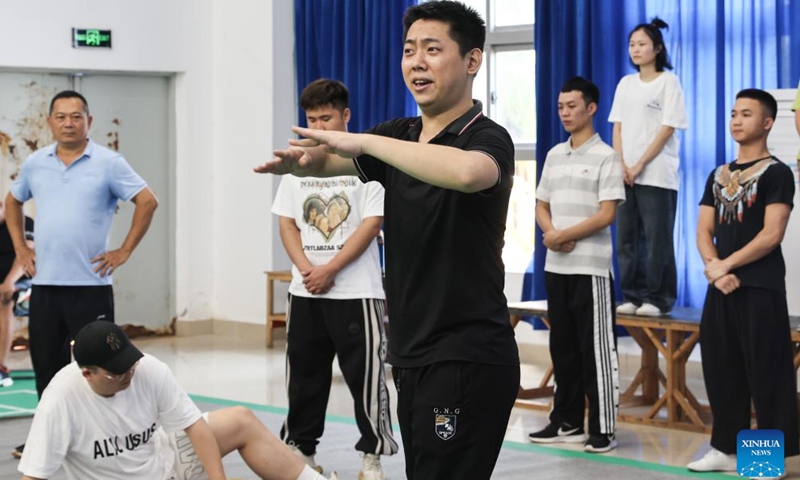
{"left": 737, "top": 429, "right": 784, "bottom": 477}
{"left": 433, "top": 407, "right": 459, "bottom": 441}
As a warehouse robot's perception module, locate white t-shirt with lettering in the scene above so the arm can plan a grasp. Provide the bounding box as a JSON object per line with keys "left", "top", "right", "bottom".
{"left": 272, "top": 175, "right": 385, "bottom": 299}
{"left": 608, "top": 71, "right": 688, "bottom": 191}
{"left": 19, "top": 354, "right": 201, "bottom": 480}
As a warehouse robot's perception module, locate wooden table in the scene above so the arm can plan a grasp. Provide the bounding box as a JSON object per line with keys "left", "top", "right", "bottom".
{"left": 264, "top": 270, "right": 292, "bottom": 348}
{"left": 509, "top": 300, "right": 800, "bottom": 433}
{"left": 615, "top": 308, "right": 709, "bottom": 433}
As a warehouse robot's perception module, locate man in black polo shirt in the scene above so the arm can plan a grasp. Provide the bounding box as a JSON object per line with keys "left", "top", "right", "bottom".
{"left": 256, "top": 2, "right": 519, "bottom": 479}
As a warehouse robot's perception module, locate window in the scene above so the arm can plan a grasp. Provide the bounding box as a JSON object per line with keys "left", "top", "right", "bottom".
{"left": 493, "top": 0, "right": 534, "bottom": 27}
{"left": 465, "top": 0, "right": 536, "bottom": 273}
{"left": 494, "top": 47, "right": 536, "bottom": 144}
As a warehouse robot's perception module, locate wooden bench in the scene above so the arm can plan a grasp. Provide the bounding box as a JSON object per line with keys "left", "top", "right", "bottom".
{"left": 509, "top": 300, "right": 800, "bottom": 433}
{"left": 264, "top": 270, "right": 292, "bottom": 348}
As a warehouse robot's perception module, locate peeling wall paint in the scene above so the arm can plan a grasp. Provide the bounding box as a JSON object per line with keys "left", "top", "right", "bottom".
{"left": 0, "top": 76, "right": 65, "bottom": 202}
{"left": 106, "top": 118, "right": 120, "bottom": 151}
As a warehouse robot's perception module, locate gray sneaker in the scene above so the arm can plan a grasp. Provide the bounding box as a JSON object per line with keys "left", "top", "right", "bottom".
{"left": 359, "top": 453, "right": 386, "bottom": 480}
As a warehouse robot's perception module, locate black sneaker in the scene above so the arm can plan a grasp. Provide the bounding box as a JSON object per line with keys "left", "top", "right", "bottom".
{"left": 527, "top": 422, "right": 585, "bottom": 444}
{"left": 584, "top": 434, "right": 617, "bottom": 453}
{"left": 11, "top": 444, "right": 24, "bottom": 459}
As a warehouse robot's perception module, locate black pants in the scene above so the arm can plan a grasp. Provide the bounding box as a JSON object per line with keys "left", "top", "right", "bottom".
{"left": 280, "top": 295, "right": 397, "bottom": 456}
{"left": 617, "top": 185, "right": 678, "bottom": 312}
{"left": 700, "top": 286, "right": 799, "bottom": 456}
{"left": 393, "top": 361, "right": 519, "bottom": 480}
{"left": 29, "top": 285, "right": 114, "bottom": 397}
{"left": 546, "top": 272, "right": 619, "bottom": 434}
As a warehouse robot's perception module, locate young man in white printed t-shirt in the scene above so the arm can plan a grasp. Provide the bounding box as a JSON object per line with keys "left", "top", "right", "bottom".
{"left": 18, "top": 321, "right": 337, "bottom": 480}
{"left": 271, "top": 79, "right": 396, "bottom": 480}
{"left": 528, "top": 77, "right": 625, "bottom": 453}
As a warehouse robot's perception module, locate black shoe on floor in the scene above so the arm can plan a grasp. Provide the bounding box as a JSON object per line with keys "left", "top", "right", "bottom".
{"left": 527, "top": 422, "right": 585, "bottom": 444}
{"left": 12, "top": 444, "right": 24, "bottom": 459}
{"left": 584, "top": 434, "right": 617, "bottom": 453}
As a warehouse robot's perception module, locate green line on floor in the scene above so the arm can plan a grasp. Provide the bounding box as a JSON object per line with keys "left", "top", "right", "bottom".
{"left": 501, "top": 441, "right": 734, "bottom": 479}
{"left": 190, "top": 394, "right": 358, "bottom": 425}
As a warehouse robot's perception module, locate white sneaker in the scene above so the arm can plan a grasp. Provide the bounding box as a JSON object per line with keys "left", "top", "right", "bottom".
{"left": 328, "top": 473, "right": 340, "bottom": 480}
{"left": 359, "top": 453, "right": 386, "bottom": 480}
{"left": 616, "top": 302, "right": 638, "bottom": 314}
{"left": 288, "top": 444, "right": 323, "bottom": 473}
{"left": 687, "top": 448, "right": 737, "bottom": 472}
{"left": 0, "top": 365, "right": 13, "bottom": 388}
{"left": 635, "top": 303, "right": 666, "bottom": 317}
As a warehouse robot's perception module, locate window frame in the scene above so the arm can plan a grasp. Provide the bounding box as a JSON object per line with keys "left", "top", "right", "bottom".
{"left": 480, "top": 2, "right": 535, "bottom": 160}
{"left": 478, "top": 0, "right": 537, "bottom": 280}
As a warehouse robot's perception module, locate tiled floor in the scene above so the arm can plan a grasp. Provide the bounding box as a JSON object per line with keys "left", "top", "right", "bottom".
{"left": 7, "top": 328, "right": 796, "bottom": 477}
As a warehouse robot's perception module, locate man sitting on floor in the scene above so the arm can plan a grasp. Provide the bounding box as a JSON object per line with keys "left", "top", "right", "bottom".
{"left": 18, "top": 320, "right": 338, "bottom": 480}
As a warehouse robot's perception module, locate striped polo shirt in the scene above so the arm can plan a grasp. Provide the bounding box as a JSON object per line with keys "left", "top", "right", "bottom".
{"left": 536, "top": 133, "right": 625, "bottom": 277}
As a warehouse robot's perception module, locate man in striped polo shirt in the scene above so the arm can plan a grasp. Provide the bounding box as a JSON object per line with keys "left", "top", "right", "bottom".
{"left": 528, "top": 77, "right": 625, "bottom": 453}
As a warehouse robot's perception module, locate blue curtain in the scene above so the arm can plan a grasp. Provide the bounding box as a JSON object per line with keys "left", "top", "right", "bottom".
{"left": 526, "top": 0, "right": 800, "bottom": 310}
{"left": 294, "top": 0, "right": 417, "bottom": 133}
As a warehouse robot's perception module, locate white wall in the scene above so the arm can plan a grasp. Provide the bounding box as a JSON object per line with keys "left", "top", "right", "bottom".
{"left": 1, "top": 0, "right": 197, "bottom": 73}
{"left": 0, "top": 0, "right": 292, "bottom": 325}
{"left": 768, "top": 89, "right": 800, "bottom": 315}
{"left": 211, "top": 0, "right": 287, "bottom": 324}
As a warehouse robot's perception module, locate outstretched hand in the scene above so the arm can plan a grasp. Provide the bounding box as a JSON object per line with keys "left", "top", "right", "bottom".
{"left": 254, "top": 126, "right": 366, "bottom": 176}
{"left": 253, "top": 146, "right": 313, "bottom": 175}
{"left": 291, "top": 126, "right": 365, "bottom": 159}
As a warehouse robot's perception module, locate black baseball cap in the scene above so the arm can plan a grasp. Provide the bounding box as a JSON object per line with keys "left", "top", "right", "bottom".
{"left": 73, "top": 321, "right": 143, "bottom": 375}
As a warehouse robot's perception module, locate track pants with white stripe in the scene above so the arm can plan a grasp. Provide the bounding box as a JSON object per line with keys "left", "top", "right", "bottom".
{"left": 546, "top": 272, "right": 619, "bottom": 435}
{"left": 700, "top": 286, "right": 800, "bottom": 456}
{"left": 281, "top": 294, "right": 398, "bottom": 456}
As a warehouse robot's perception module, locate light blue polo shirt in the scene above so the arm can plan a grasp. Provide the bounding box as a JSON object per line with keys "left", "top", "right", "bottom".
{"left": 11, "top": 140, "right": 147, "bottom": 286}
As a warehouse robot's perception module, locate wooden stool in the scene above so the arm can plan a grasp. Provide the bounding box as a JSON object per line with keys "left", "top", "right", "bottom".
{"left": 264, "top": 270, "right": 292, "bottom": 348}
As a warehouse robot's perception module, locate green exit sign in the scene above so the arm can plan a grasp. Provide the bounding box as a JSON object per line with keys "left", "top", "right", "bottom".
{"left": 72, "top": 29, "right": 112, "bottom": 48}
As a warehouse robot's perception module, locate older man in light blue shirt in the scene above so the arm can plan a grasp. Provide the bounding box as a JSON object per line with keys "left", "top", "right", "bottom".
{"left": 4, "top": 90, "right": 158, "bottom": 460}
{"left": 11, "top": 140, "right": 146, "bottom": 285}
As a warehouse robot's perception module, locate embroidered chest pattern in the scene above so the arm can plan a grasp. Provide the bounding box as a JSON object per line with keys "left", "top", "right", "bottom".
{"left": 712, "top": 159, "right": 774, "bottom": 224}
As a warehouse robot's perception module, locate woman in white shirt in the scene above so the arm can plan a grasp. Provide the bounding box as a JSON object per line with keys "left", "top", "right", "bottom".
{"left": 609, "top": 18, "right": 688, "bottom": 317}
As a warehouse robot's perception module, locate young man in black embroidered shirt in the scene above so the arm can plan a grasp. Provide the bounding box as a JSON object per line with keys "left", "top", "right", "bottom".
{"left": 255, "top": 2, "right": 519, "bottom": 479}
{"left": 688, "top": 89, "right": 798, "bottom": 472}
